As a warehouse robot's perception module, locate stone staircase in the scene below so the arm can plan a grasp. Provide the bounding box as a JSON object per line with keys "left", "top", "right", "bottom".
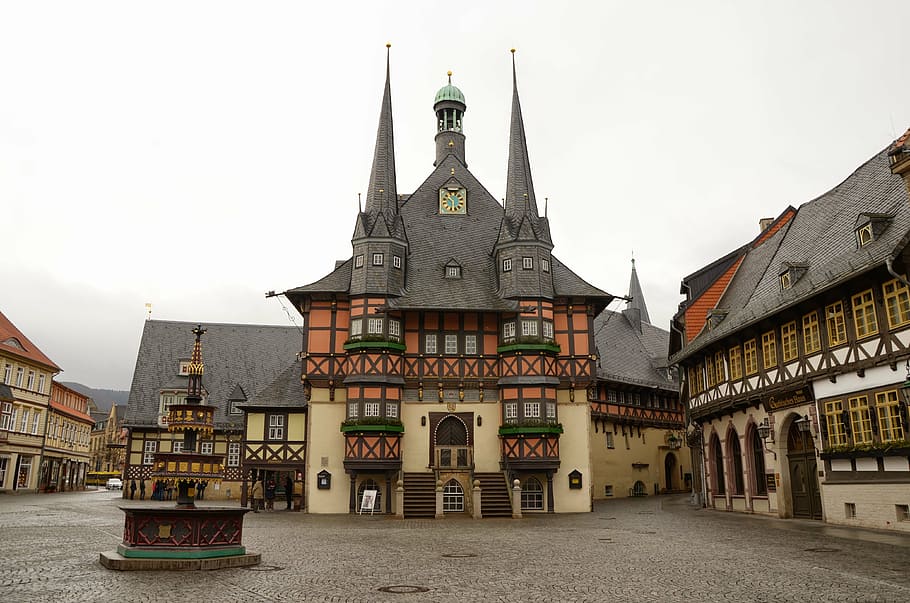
{"left": 403, "top": 472, "right": 437, "bottom": 518}
{"left": 474, "top": 472, "right": 512, "bottom": 518}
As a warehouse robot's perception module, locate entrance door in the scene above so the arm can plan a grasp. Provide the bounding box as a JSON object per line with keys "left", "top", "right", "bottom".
{"left": 434, "top": 416, "right": 470, "bottom": 468}
{"left": 787, "top": 421, "right": 822, "bottom": 519}
{"left": 664, "top": 453, "right": 677, "bottom": 491}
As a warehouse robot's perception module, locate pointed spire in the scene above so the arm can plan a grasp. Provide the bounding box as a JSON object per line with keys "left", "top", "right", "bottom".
{"left": 186, "top": 325, "right": 206, "bottom": 404}
{"left": 626, "top": 257, "right": 652, "bottom": 325}
{"left": 364, "top": 43, "right": 398, "bottom": 222}
{"left": 503, "top": 48, "right": 547, "bottom": 242}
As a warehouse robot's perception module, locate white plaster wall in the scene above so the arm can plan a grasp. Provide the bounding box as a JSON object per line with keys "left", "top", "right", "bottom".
{"left": 305, "top": 390, "right": 348, "bottom": 513}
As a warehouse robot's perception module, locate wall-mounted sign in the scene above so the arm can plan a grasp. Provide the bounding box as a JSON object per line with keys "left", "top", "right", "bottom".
{"left": 761, "top": 386, "right": 813, "bottom": 412}
{"left": 316, "top": 470, "right": 331, "bottom": 490}
{"left": 765, "top": 473, "right": 777, "bottom": 493}
{"left": 568, "top": 469, "right": 583, "bottom": 490}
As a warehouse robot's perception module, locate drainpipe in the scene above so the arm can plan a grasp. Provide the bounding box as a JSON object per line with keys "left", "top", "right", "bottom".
{"left": 886, "top": 257, "right": 910, "bottom": 288}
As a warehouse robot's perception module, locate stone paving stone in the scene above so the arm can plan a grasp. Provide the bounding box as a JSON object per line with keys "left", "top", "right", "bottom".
{"left": 0, "top": 489, "right": 909, "bottom": 602}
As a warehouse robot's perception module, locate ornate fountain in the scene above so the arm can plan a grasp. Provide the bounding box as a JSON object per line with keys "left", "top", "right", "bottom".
{"left": 101, "top": 326, "right": 260, "bottom": 570}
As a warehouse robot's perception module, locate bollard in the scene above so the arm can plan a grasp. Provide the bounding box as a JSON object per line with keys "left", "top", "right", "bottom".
{"left": 395, "top": 479, "right": 404, "bottom": 519}
{"left": 435, "top": 479, "right": 444, "bottom": 519}
{"left": 511, "top": 478, "right": 522, "bottom": 519}
{"left": 472, "top": 479, "right": 482, "bottom": 519}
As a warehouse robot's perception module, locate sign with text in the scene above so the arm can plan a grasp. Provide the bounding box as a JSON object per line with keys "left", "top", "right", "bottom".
{"left": 359, "top": 489, "right": 378, "bottom": 515}
{"left": 761, "top": 386, "right": 813, "bottom": 413}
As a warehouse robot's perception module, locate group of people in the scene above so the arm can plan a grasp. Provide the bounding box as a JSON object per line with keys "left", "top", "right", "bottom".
{"left": 249, "top": 476, "right": 294, "bottom": 512}
{"left": 128, "top": 478, "right": 207, "bottom": 501}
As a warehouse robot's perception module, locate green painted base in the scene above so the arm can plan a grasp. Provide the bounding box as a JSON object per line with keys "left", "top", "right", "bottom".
{"left": 100, "top": 550, "right": 261, "bottom": 571}
{"left": 117, "top": 544, "right": 246, "bottom": 559}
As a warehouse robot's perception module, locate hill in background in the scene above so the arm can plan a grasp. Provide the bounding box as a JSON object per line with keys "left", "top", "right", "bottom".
{"left": 60, "top": 382, "right": 129, "bottom": 413}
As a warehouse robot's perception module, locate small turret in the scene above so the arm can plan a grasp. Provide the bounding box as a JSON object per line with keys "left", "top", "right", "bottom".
{"left": 434, "top": 71, "right": 467, "bottom": 166}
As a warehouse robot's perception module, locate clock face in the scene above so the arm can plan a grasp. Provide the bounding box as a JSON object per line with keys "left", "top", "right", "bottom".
{"left": 439, "top": 188, "right": 466, "bottom": 214}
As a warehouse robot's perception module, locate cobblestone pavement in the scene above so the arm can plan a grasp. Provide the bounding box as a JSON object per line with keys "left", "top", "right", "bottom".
{"left": 1, "top": 489, "right": 909, "bottom": 602}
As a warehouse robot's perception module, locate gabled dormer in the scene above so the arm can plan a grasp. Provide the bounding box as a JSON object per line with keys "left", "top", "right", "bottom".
{"left": 444, "top": 258, "right": 463, "bottom": 279}
{"left": 854, "top": 212, "right": 894, "bottom": 248}
{"left": 778, "top": 262, "right": 810, "bottom": 291}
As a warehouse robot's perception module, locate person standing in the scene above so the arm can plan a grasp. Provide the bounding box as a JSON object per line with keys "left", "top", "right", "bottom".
{"left": 139, "top": 479, "right": 146, "bottom": 500}
{"left": 250, "top": 479, "right": 263, "bottom": 513}
{"left": 284, "top": 475, "right": 293, "bottom": 510}
{"left": 265, "top": 479, "right": 276, "bottom": 511}
{"left": 129, "top": 479, "right": 137, "bottom": 500}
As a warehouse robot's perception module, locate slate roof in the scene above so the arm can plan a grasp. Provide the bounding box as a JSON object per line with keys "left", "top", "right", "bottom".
{"left": 284, "top": 59, "right": 612, "bottom": 311}
{"left": 595, "top": 309, "right": 677, "bottom": 391}
{"left": 672, "top": 146, "right": 910, "bottom": 363}
{"left": 243, "top": 359, "right": 307, "bottom": 409}
{"left": 124, "top": 320, "right": 300, "bottom": 427}
{"left": 0, "top": 310, "right": 60, "bottom": 371}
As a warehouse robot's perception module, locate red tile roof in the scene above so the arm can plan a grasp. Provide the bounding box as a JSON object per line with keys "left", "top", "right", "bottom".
{"left": 49, "top": 399, "right": 94, "bottom": 423}
{"left": 0, "top": 310, "right": 61, "bottom": 371}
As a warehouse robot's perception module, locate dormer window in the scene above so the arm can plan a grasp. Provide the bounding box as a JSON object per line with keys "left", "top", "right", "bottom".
{"left": 780, "top": 271, "right": 792, "bottom": 290}
{"left": 445, "top": 261, "right": 462, "bottom": 279}
{"left": 855, "top": 213, "right": 894, "bottom": 248}
{"left": 178, "top": 360, "right": 191, "bottom": 376}
{"left": 778, "top": 262, "right": 809, "bottom": 291}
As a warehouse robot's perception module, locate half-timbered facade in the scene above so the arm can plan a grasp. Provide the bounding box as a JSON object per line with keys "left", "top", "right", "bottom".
{"left": 283, "top": 50, "right": 615, "bottom": 515}
{"left": 123, "top": 320, "right": 299, "bottom": 500}
{"left": 671, "top": 133, "right": 910, "bottom": 531}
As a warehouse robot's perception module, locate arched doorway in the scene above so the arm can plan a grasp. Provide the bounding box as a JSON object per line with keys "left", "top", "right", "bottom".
{"left": 664, "top": 453, "right": 677, "bottom": 492}
{"left": 434, "top": 415, "right": 470, "bottom": 468}
{"left": 787, "top": 418, "right": 822, "bottom": 519}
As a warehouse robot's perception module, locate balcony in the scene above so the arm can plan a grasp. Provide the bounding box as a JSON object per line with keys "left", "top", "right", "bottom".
{"left": 499, "top": 422, "right": 561, "bottom": 471}
{"left": 434, "top": 445, "right": 473, "bottom": 469}
{"left": 341, "top": 420, "right": 403, "bottom": 471}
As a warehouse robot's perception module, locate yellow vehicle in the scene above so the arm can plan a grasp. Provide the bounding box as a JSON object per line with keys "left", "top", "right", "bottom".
{"left": 86, "top": 471, "right": 121, "bottom": 487}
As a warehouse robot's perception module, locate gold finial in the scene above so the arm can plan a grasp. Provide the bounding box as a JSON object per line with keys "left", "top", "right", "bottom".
{"left": 510, "top": 48, "right": 516, "bottom": 54}
{"left": 447, "top": 70, "right": 452, "bottom": 84}
{"left": 450, "top": 168, "right": 455, "bottom": 175}
{"left": 386, "top": 42, "right": 391, "bottom": 48}
{"left": 448, "top": 139, "right": 454, "bottom": 147}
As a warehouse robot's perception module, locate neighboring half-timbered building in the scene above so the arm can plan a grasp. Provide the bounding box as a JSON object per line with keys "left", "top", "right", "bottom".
{"left": 123, "top": 320, "right": 299, "bottom": 499}
{"left": 671, "top": 134, "right": 910, "bottom": 531}
{"left": 590, "top": 261, "right": 690, "bottom": 500}
{"left": 282, "top": 50, "right": 616, "bottom": 515}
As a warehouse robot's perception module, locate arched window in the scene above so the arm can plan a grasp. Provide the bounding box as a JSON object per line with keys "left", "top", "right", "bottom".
{"left": 521, "top": 478, "right": 544, "bottom": 510}
{"left": 442, "top": 479, "right": 464, "bottom": 512}
{"left": 750, "top": 426, "right": 767, "bottom": 496}
{"left": 632, "top": 480, "right": 646, "bottom": 496}
{"left": 358, "top": 479, "right": 382, "bottom": 511}
{"left": 711, "top": 433, "right": 725, "bottom": 495}
{"left": 729, "top": 430, "right": 744, "bottom": 495}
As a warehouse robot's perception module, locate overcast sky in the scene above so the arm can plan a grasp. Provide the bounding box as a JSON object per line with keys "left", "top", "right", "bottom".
{"left": 3, "top": 1, "right": 910, "bottom": 391}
